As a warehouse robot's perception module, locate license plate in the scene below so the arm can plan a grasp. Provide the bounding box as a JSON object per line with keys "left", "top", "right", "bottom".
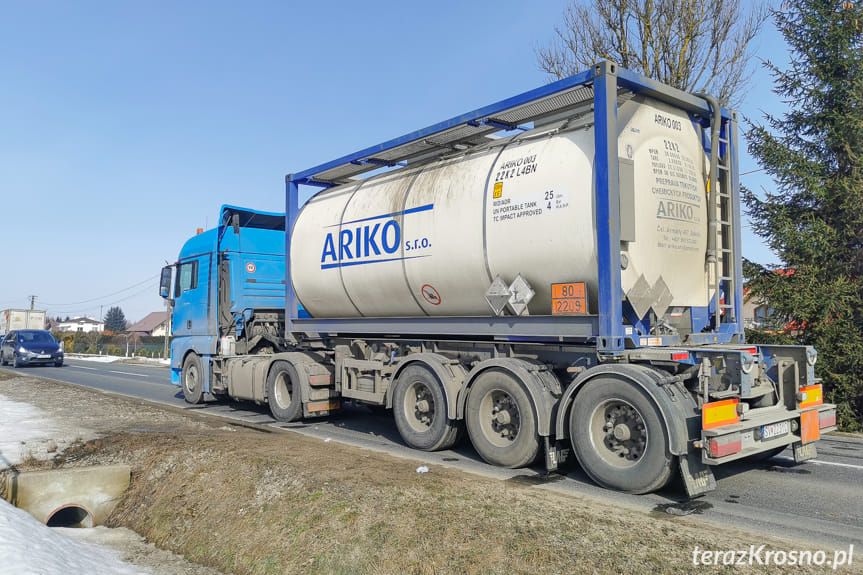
{"left": 38, "top": 354, "right": 51, "bottom": 359}
{"left": 761, "top": 421, "right": 789, "bottom": 440}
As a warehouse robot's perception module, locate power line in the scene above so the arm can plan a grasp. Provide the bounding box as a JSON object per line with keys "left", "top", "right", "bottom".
{"left": 41, "top": 274, "right": 160, "bottom": 307}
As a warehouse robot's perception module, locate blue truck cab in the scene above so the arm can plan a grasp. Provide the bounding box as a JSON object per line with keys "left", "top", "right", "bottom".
{"left": 161, "top": 205, "right": 305, "bottom": 395}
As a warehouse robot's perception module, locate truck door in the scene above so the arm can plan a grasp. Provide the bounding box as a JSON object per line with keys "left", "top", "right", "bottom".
{"left": 171, "top": 256, "right": 211, "bottom": 339}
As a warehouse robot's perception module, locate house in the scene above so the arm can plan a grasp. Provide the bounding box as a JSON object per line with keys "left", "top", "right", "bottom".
{"left": 742, "top": 289, "right": 774, "bottom": 330}
{"left": 58, "top": 317, "right": 104, "bottom": 333}
{"left": 127, "top": 311, "right": 170, "bottom": 336}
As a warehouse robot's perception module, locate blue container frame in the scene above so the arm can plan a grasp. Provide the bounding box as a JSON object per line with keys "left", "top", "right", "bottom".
{"left": 285, "top": 61, "right": 742, "bottom": 353}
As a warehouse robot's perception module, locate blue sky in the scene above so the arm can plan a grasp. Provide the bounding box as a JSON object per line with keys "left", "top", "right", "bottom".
{"left": 0, "top": 1, "right": 786, "bottom": 323}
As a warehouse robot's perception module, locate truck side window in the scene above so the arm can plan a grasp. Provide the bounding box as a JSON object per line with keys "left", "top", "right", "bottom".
{"left": 175, "top": 260, "right": 199, "bottom": 297}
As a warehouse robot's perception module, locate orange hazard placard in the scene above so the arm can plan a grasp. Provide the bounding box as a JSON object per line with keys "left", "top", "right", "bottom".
{"left": 551, "top": 282, "right": 588, "bottom": 315}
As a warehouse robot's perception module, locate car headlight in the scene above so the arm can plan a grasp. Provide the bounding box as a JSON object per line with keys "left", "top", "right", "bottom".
{"left": 18, "top": 346, "right": 31, "bottom": 355}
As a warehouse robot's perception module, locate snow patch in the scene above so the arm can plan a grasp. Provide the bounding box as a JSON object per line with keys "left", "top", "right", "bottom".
{"left": 0, "top": 499, "right": 149, "bottom": 575}
{"left": 0, "top": 394, "right": 57, "bottom": 470}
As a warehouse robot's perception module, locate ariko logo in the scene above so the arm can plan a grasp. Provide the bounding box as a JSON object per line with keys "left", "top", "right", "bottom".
{"left": 320, "top": 204, "right": 433, "bottom": 270}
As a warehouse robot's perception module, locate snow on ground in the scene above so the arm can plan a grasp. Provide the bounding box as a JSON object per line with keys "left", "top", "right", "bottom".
{"left": 65, "top": 353, "right": 170, "bottom": 366}
{"left": 0, "top": 500, "right": 149, "bottom": 575}
{"left": 0, "top": 394, "right": 151, "bottom": 575}
{"left": 0, "top": 394, "right": 57, "bottom": 470}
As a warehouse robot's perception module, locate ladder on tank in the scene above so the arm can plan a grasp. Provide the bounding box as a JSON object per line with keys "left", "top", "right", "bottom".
{"left": 713, "top": 116, "right": 737, "bottom": 329}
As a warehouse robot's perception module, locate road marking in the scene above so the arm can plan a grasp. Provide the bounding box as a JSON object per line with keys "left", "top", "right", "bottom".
{"left": 810, "top": 459, "right": 863, "bottom": 470}
{"left": 69, "top": 366, "right": 98, "bottom": 371}
{"left": 109, "top": 370, "right": 148, "bottom": 378}
{"left": 776, "top": 455, "right": 863, "bottom": 471}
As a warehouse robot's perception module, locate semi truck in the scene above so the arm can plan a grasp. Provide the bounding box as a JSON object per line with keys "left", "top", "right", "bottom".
{"left": 159, "top": 62, "right": 837, "bottom": 495}
{"left": 0, "top": 309, "right": 46, "bottom": 336}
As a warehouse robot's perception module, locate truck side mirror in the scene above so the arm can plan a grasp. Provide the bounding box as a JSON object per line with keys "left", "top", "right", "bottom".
{"left": 159, "top": 266, "right": 173, "bottom": 299}
{"left": 232, "top": 213, "right": 240, "bottom": 235}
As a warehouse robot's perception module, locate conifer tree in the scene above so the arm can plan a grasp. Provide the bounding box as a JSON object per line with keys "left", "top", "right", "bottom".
{"left": 744, "top": 0, "right": 863, "bottom": 430}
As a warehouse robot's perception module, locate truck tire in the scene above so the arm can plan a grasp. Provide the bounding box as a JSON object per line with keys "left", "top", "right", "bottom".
{"left": 393, "top": 364, "right": 461, "bottom": 451}
{"left": 569, "top": 377, "right": 675, "bottom": 494}
{"left": 266, "top": 361, "right": 303, "bottom": 423}
{"left": 182, "top": 353, "right": 205, "bottom": 404}
{"left": 466, "top": 369, "right": 540, "bottom": 468}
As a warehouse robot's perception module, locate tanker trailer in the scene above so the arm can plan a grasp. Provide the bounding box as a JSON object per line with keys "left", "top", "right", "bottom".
{"left": 161, "top": 62, "right": 837, "bottom": 496}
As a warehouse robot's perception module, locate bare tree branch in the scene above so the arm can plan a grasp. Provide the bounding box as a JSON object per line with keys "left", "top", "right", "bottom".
{"left": 536, "top": 0, "right": 768, "bottom": 107}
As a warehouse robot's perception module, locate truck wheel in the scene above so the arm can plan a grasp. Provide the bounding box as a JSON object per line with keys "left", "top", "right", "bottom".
{"left": 393, "top": 364, "right": 462, "bottom": 451}
{"left": 570, "top": 377, "right": 675, "bottom": 494}
{"left": 466, "top": 369, "right": 539, "bottom": 468}
{"left": 267, "top": 361, "right": 303, "bottom": 422}
{"left": 182, "top": 353, "right": 205, "bottom": 404}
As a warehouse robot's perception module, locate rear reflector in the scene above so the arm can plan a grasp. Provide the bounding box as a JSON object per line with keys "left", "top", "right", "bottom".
{"left": 307, "top": 400, "right": 340, "bottom": 413}
{"left": 709, "top": 437, "right": 742, "bottom": 458}
{"left": 741, "top": 347, "right": 758, "bottom": 356}
{"left": 702, "top": 399, "right": 740, "bottom": 430}
{"left": 672, "top": 352, "right": 690, "bottom": 361}
{"left": 801, "top": 410, "right": 820, "bottom": 443}
{"left": 799, "top": 384, "right": 823, "bottom": 408}
{"left": 819, "top": 411, "right": 836, "bottom": 429}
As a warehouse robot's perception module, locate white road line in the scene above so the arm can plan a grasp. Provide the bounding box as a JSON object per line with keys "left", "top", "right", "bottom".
{"left": 108, "top": 370, "right": 148, "bottom": 378}
{"left": 810, "top": 459, "right": 863, "bottom": 470}
{"left": 776, "top": 455, "right": 863, "bottom": 471}
{"left": 69, "top": 366, "right": 98, "bottom": 371}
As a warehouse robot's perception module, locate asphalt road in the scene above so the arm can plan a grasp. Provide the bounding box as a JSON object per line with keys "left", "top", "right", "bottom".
{"left": 4, "top": 357, "right": 862, "bottom": 549}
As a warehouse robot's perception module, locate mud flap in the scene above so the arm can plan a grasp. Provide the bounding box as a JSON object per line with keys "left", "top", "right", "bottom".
{"left": 792, "top": 441, "right": 817, "bottom": 463}
{"left": 679, "top": 450, "right": 715, "bottom": 497}
{"left": 545, "top": 437, "right": 571, "bottom": 472}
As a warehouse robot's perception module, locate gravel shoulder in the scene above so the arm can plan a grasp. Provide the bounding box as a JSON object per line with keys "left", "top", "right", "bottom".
{"left": 1, "top": 369, "right": 858, "bottom": 575}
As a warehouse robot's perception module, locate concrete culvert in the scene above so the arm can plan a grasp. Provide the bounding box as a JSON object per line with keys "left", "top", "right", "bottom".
{"left": 46, "top": 504, "right": 95, "bottom": 528}
{"left": 3, "top": 465, "right": 130, "bottom": 526}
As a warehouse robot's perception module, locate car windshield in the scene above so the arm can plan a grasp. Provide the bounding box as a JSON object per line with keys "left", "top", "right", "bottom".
{"left": 19, "top": 331, "right": 55, "bottom": 344}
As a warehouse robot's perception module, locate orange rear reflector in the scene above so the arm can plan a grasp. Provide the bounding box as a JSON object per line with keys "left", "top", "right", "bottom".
{"left": 307, "top": 400, "right": 340, "bottom": 413}
{"left": 702, "top": 399, "right": 740, "bottom": 430}
{"left": 801, "top": 410, "right": 820, "bottom": 443}
{"left": 799, "top": 384, "right": 823, "bottom": 408}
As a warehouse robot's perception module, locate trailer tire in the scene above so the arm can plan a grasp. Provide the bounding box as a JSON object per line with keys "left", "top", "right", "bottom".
{"left": 267, "top": 361, "right": 303, "bottom": 423}
{"left": 393, "top": 364, "right": 461, "bottom": 451}
{"left": 570, "top": 377, "right": 675, "bottom": 494}
{"left": 466, "top": 369, "right": 539, "bottom": 468}
{"left": 182, "top": 353, "right": 205, "bottom": 405}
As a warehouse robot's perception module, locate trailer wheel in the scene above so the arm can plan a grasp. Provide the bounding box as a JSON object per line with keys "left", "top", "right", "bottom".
{"left": 466, "top": 369, "right": 539, "bottom": 468}
{"left": 393, "top": 365, "right": 461, "bottom": 451}
{"left": 182, "top": 353, "right": 204, "bottom": 404}
{"left": 570, "top": 377, "right": 674, "bottom": 494}
{"left": 267, "top": 361, "right": 303, "bottom": 422}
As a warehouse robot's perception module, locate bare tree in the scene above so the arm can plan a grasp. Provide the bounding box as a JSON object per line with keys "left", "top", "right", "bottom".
{"left": 537, "top": 0, "right": 767, "bottom": 106}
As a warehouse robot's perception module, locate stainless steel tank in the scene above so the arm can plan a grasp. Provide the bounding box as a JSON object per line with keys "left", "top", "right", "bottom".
{"left": 291, "top": 95, "right": 709, "bottom": 318}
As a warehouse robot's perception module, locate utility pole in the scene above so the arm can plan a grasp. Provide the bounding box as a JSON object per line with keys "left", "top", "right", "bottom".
{"left": 29, "top": 295, "right": 36, "bottom": 310}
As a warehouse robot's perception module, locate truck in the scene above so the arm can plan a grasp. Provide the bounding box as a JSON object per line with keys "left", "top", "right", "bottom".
{"left": 0, "top": 309, "right": 46, "bottom": 336}
{"left": 159, "top": 62, "right": 837, "bottom": 496}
